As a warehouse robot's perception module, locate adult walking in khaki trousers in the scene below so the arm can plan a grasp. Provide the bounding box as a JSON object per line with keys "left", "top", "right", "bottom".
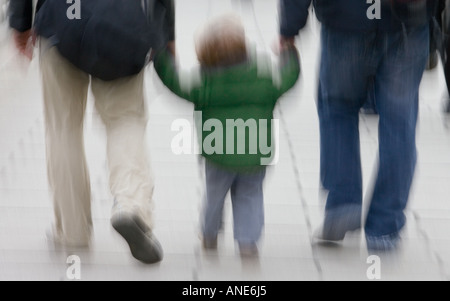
{"left": 8, "top": 0, "right": 175, "bottom": 264}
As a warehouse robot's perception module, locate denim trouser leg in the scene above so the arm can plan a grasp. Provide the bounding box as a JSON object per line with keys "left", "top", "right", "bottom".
{"left": 231, "top": 168, "right": 266, "bottom": 245}
{"left": 202, "top": 161, "right": 235, "bottom": 240}
{"left": 318, "top": 27, "right": 372, "bottom": 212}
{"left": 318, "top": 24, "right": 429, "bottom": 239}
{"left": 365, "top": 26, "right": 429, "bottom": 237}
{"left": 202, "top": 161, "right": 266, "bottom": 245}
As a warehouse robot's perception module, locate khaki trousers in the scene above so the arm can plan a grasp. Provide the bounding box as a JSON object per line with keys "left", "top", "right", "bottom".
{"left": 39, "top": 41, "right": 154, "bottom": 246}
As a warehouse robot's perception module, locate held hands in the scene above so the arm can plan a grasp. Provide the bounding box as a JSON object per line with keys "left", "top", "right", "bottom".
{"left": 150, "top": 41, "right": 175, "bottom": 61}
{"left": 272, "top": 36, "right": 296, "bottom": 55}
{"left": 13, "top": 29, "right": 36, "bottom": 61}
{"left": 167, "top": 40, "right": 176, "bottom": 56}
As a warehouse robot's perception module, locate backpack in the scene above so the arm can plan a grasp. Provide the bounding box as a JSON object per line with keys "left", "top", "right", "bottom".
{"left": 34, "top": 0, "right": 170, "bottom": 81}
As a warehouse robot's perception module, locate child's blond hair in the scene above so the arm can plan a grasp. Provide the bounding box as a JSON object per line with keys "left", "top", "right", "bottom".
{"left": 195, "top": 13, "right": 248, "bottom": 68}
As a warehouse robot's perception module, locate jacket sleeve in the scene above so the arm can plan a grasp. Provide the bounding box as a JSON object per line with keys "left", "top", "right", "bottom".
{"left": 8, "top": 0, "right": 34, "bottom": 32}
{"left": 159, "top": 0, "right": 175, "bottom": 41}
{"left": 279, "top": 0, "right": 313, "bottom": 37}
{"left": 275, "top": 46, "right": 301, "bottom": 98}
{"left": 153, "top": 50, "right": 198, "bottom": 104}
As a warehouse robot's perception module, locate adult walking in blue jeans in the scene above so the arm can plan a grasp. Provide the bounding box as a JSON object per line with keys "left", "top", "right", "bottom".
{"left": 279, "top": 0, "right": 438, "bottom": 251}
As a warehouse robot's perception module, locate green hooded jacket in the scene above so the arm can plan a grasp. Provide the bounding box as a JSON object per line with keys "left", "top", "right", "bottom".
{"left": 154, "top": 46, "right": 300, "bottom": 172}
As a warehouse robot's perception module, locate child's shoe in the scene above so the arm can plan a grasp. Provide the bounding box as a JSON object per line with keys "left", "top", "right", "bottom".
{"left": 202, "top": 236, "right": 218, "bottom": 250}
{"left": 239, "top": 242, "right": 259, "bottom": 258}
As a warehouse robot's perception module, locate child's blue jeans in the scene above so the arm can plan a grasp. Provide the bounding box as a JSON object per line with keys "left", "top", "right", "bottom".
{"left": 202, "top": 160, "right": 266, "bottom": 245}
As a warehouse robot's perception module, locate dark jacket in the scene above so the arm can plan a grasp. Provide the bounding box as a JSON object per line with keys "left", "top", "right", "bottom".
{"left": 9, "top": 0, "right": 44, "bottom": 32}
{"left": 280, "top": 0, "right": 439, "bottom": 36}
{"left": 9, "top": 0, "right": 175, "bottom": 41}
{"left": 154, "top": 47, "right": 300, "bottom": 171}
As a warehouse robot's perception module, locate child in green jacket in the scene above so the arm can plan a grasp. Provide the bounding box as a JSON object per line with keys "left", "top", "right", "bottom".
{"left": 154, "top": 14, "right": 300, "bottom": 257}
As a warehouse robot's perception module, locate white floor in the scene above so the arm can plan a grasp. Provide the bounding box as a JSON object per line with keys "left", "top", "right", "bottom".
{"left": 1, "top": 0, "right": 449, "bottom": 281}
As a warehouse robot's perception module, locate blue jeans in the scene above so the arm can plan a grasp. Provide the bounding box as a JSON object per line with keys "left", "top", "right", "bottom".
{"left": 202, "top": 160, "right": 266, "bottom": 245}
{"left": 318, "top": 25, "right": 429, "bottom": 238}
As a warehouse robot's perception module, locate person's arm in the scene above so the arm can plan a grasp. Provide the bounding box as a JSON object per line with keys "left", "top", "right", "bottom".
{"left": 153, "top": 50, "right": 198, "bottom": 103}
{"left": 9, "top": 0, "right": 34, "bottom": 32}
{"left": 275, "top": 45, "right": 301, "bottom": 98}
{"left": 160, "top": 0, "right": 175, "bottom": 43}
{"left": 8, "top": 0, "right": 36, "bottom": 60}
{"left": 279, "top": 0, "right": 312, "bottom": 46}
{"left": 164, "top": 0, "right": 175, "bottom": 55}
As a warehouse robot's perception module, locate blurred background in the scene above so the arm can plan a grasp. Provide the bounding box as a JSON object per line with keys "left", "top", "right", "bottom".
{"left": 1, "top": 0, "right": 450, "bottom": 281}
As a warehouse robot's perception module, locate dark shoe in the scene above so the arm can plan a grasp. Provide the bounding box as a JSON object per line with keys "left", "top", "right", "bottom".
{"left": 366, "top": 232, "right": 401, "bottom": 252}
{"left": 238, "top": 243, "right": 259, "bottom": 258}
{"left": 314, "top": 204, "right": 362, "bottom": 242}
{"left": 111, "top": 212, "right": 163, "bottom": 264}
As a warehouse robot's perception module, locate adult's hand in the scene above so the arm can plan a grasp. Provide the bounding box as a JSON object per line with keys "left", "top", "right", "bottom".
{"left": 279, "top": 36, "right": 295, "bottom": 50}
{"left": 12, "top": 29, "right": 36, "bottom": 60}
{"left": 167, "top": 40, "right": 175, "bottom": 56}
{"left": 272, "top": 36, "right": 296, "bottom": 55}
